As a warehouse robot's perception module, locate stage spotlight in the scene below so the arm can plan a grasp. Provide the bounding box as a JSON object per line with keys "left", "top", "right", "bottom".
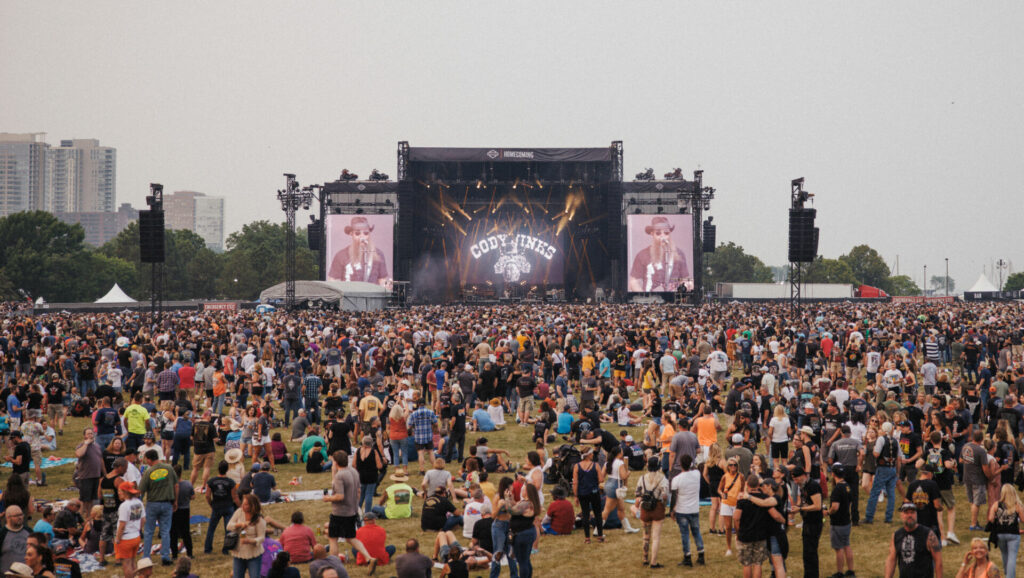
{"left": 513, "top": 178, "right": 519, "bottom": 190}
{"left": 354, "top": 198, "right": 361, "bottom": 206}
{"left": 356, "top": 208, "right": 364, "bottom": 214}
{"left": 476, "top": 179, "right": 483, "bottom": 189}
{"left": 535, "top": 178, "right": 543, "bottom": 189}
{"left": 634, "top": 207, "right": 642, "bottom": 214}
{"left": 657, "top": 206, "right": 664, "bottom": 214}
{"left": 385, "top": 199, "right": 394, "bottom": 206}
{"left": 628, "top": 198, "right": 636, "bottom": 205}
{"left": 704, "top": 201, "right": 711, "bottom": 211}
{"left": 378, "top": 208, "right": 386, "bottom": 214}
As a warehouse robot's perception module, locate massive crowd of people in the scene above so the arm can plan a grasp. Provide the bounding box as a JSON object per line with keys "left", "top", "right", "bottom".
{"left": 0, "top": 300, "right": 1021, "bottom": 577}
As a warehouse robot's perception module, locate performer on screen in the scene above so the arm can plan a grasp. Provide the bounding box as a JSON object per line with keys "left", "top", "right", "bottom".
{"left": 628, "top": 216, "right": 691, "bottom": 292}
{"left": 327, "top": 216, "right": 391, "bottom": 286}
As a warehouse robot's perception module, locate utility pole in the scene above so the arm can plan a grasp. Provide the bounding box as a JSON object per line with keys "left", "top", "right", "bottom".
{"left": 923, "top": 264, "right": 927, "bottom": 296}
{"left": 945, "top": 258, "right": 949, "bottom": 296}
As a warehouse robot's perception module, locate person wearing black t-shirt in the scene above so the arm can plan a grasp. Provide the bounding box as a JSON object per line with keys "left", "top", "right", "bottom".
{"left": 828, "top": 464, "right": 854, "bottom": 578}
{"left": 8, "top": 430, "right": 31, "bottom": 484}
{"left": 904, "top": 463, "right": 943, "bottom": 539}
{"left": 734, "top": 474, "right": 773, "bottom": 574}
{"left": 793, "top": 467, "right": 823, "bottom": 578}
{"left": 922, "top": 430, "right": 958, "bottom": 544}
{"left": 326, "top": 414, "right": 353, "bottom": 455}
{"left": 884, "top": 502, "right": 943, "bottom": 578}
{"left": 204, "top": 461, "right": 240, "bottom": 555}
{"left": 421, "top": 488, "right": 459, "bottom": 532}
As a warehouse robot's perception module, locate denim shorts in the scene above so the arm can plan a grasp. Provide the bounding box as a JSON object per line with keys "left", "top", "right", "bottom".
{"left": 604, "top": 478, "right": 621, "bottom": 499}
{"left": 769, "top": 535, "right": 783, "bottom": 556}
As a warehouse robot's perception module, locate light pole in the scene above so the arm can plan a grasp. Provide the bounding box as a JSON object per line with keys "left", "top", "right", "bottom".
{"left": 997, "top": 259, "right": 1009, "bottom": 291}
{"left": 945, "top": 258, "right": 949, "bottom": 296}
{"left": 277, "top": 173, "right": 313, "bottom": 311}
{"left": 923, "top": 264, "right": 927, "bottom": 296}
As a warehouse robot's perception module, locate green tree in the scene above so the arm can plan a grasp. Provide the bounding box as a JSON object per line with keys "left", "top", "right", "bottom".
{"left": 704, "top": 242, "right": 773, "bottom": 290}
{"left": 101, "top": 223, "right": 222, "bottom": 300}
{"left": 800, "top": 257, "right": 858, "bottom": 284}
{"left": 886, "top": 275, "right": 921, "bottom": 296}
{"left": 1004, "top": 272, "right": 1024, "bottom": 293}
{"left": 0, "top": 211, "right": 135, "bottom": 302}
{"left": 929, "top": 275, "right": 955, "bottom": 294}
{"left": 839, "top": 245, "right": 891, "bottom": 288}
{"left": 216, "top": 221, "right": 317, "bottom": 300}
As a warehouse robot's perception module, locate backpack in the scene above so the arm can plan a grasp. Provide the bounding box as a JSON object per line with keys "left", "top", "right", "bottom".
{"left": 639, "top": 477, "right": 659, "bottom": 511}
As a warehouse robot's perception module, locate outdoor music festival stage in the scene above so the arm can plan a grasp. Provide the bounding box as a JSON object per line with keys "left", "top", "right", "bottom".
{"left": 316, "top": 141, "right": 710, "bottom": 306}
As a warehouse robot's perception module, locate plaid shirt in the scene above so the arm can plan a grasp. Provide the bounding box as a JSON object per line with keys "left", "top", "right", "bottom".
{"left": 303, "top": 374, "right": 322, "bottom": 404}
{"left": 156, "top": 368, "right": 180, "bottom": 393}
{"left": 407, "top": 407, "right": 438, "bottom": 444}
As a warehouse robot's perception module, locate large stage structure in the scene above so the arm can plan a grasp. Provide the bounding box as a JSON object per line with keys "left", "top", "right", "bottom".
{"left": 312, "top": 142, "right": 713, "bottom": 304}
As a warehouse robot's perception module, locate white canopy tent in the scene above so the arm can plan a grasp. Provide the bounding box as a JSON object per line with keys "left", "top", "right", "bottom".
{"left": 967, "top": 274, "right": 999, "bottom": 293}
{"left": 259, "top": 280, "right": 387, "bottom": 311}
{"left": 95, "top": 283, "right": 137, "bottom": 303}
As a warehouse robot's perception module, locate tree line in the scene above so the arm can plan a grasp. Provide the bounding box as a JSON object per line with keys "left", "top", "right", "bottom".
{"left": 0, "top": 211, "right": 971, "bottom": 302}
{"left": 0, "top": 211, "right": 315, "bottom": 303}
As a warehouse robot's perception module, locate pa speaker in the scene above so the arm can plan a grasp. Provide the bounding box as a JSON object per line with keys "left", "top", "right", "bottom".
{"left": 307, "top": 220, "right": 322, "bottom": 251}
{"left": 139, "top": 210, "right": 165, "bottom": 263}
{"left": 702, "top": 222, "right": 716, "bottom": 253}
{"left": 788, "top": 208, "right": 817, "bottom": 262}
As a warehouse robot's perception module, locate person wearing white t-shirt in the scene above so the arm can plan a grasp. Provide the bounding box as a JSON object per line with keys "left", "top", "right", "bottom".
{"left": 461, "top": 489, "right": 491, "bottom": 539}
{"left": 767, "top": 405, "right": 793, "bottom": 469}
{"left": 707, "top": 350, "right": 729, "bottom": 385}
{"left": 670, "top": 454, "right": 704, "bottom": 566}
{"left": 115, "top": 482, "right": 146, "bottom": 577}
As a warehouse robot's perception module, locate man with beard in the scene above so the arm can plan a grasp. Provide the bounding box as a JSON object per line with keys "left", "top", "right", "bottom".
{"left": 327, "top": 216, "right": 391, "bottom": 286}
{"left": 884, "top": 502, "right": 943, "bottom": 578}
{"left": 0, "top": 506, "right": 28, "bottom": 575}
{"left": 628, "top": 216, "right": 691, "bottom": 292}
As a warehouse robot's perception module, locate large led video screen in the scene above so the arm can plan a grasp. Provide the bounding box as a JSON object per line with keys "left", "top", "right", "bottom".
{"left": 627, "top": 214, "right": 693, "bottom": 292}
{"left": 460, "top": 220, "right": 565, "bottom": 285}
{"left": 325, "top": 214, "right": 394, "bottom": 286}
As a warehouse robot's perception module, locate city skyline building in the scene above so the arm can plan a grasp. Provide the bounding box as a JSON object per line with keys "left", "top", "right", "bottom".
{"left": 165, "top": 190, "right": 225, "bottom": 252}
{"left": 0, "top": 133, "right": 50, "bottom": 217}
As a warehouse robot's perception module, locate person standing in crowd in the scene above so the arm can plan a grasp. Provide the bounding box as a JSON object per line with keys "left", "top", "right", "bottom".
{"left": 138, "top": 449, "right": 178, "bottom": 567}
{"left": 828, "top": 425, "right": 864, "bottom": 526}
{"left": 205, "top": 460, "right": 240, "bottom": 555}
{"left": 407, "top": 399, "right": 438, "bottom": 475}
{"left": 113, "top": 481, "right": 145, "bottom": 578}
{"left": 734, "top": 473, "right": 772, "bottom": 578}
{"left": 573, "top": 447, "right": 604, "bottom": 545}
{"left": 885, "top": 502, "right": 943, "bottom": 578}
{"left": 988, "top": 484, "right": 1024, "bottom": 578}
{"left": 323, "top": 450, "right": 377, "bottom": 572}
{"left": 74, "top": 428, "right": 105, "bottom": 512}
{"left": 792, "top": 466, "right": 823, "bottom": 578}
{"left": 226, "top": 494, "right": 266, "bottom": 578}
{"left": 962, "top": 429, "right": 991, "bottom": 531}
{"left": 827, "top": 464, "right": 855, "bottom": 578}
{"left": 864, "top": 421, "right": 900, "bottom": 524}
{"left": 670, "top": 454, "right": 704, "bottom": 566}
{"left": 633, "top": 456, "right": 669, "bottom": 569}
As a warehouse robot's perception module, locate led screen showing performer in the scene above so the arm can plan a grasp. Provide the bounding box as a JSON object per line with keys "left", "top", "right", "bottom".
{"left": 460, "top": 223, "right": 564, "bottom": 284}
{"left": 325, "top": 214, "right": 394, "bottom": 286}
{"left": 627, "top": 214, "right": 693, "bottom": 292}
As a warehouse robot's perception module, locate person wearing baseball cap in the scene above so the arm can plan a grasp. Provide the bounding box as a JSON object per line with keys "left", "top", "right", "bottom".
{"left": 884, "top": 501, "right": 943, "bottom": 578}
{"left": 115, "top": 481, "right": 145, "bottom": 577}
{"left": 828, "top": 463, "right": 855, "bottom": 578}
{"left": 725, "top": 433, "right": 753, "bottom": 477}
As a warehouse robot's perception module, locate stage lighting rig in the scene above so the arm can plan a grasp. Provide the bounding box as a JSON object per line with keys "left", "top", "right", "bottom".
{"left": 664, "top": 168, "right": 684, "bottom": 180}
{"left": 277, "top": 173, "right": 314, "bottom": 311}
{"left": 635, "top": 168, "right": 655, "bottom": 181}
{"left": 340, "top": 169, "right": 359, "bottom": 181}
{"left": 368, "top": 169, "right": 390, "bottom": 181}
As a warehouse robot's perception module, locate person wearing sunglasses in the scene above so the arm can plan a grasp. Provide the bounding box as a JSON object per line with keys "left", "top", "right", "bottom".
{"left": 628, "top": 216, "right": 690, "bottom": 292}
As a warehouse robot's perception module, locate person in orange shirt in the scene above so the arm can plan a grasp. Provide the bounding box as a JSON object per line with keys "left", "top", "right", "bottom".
{"left": 718, "top": 457, "right": 745, "bottom": 557}
{"left": 693, "top": 406, "right": 722, "bottom": 462}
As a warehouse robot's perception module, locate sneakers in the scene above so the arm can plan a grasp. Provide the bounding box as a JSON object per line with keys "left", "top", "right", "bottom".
{"left": 725, "top": 549, "right": 733, "bottom": 557}
{"left": 947, "top": 532, "right": 960, "bottom": 545}
{"left": 625, "top": 527, "right": 640, "bottom": 534}
{"left": 843, "top": 572, "right": 857, "bottom": 578}
{"left": 968, "top": 525, "right": 985, "bottom": 531}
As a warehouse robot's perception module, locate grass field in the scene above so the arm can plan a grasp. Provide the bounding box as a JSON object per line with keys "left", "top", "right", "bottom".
{"left": 28, "top": 406, "right": 1009, "bottom": 578}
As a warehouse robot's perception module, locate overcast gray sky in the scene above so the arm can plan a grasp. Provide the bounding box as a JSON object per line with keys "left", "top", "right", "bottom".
{"left": 3, "top": 1, "right": 1022, "bottom": 290}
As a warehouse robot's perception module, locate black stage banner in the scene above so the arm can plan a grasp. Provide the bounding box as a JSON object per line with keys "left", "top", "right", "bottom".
{"left": 622, "top": 181, "right": 695, "bottom": 193}
{"left": 408, "top": 147, "right": 612, "bottom": 163}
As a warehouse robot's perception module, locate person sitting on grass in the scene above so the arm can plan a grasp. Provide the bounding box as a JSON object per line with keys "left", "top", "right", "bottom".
{"left": 541, "top": 486, "right": 575, "bottom": 535}
{"left": 306, "top": 441, "right": 330, "bottom": 473}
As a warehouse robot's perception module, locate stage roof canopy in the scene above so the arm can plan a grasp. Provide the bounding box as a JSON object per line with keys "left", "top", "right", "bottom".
{"left": 408, "top": 147, "right": 612, "bottom": 163}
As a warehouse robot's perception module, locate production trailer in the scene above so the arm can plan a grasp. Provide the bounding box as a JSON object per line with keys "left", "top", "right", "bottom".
{"left": 716, "top": 283, "right": 854, "bottom": 300}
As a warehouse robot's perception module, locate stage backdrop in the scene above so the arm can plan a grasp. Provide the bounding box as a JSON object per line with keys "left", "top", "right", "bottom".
{"left": 626, "top": 214, "right": 693, "bottom": 292}
{"left": 460, "top": 220, "right": 565, "bottom": 285}
{"left": 325, "top": 214, "right": 394, "bottom": 286}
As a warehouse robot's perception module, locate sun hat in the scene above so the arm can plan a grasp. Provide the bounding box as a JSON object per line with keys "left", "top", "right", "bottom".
{"left": 225, "top": 448, "right": 244, "bottom": 464}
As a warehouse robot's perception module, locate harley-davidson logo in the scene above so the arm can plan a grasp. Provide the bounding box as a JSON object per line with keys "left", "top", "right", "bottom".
{"left": 487, "top": 149, "right": 499, "bottom": 159}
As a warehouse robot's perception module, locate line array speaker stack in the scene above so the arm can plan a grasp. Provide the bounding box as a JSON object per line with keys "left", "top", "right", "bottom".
{"left": 139, "top": 210, "right": 165, "bottom": 263}
{"left": 788, "top": 208, "right": 817, "bottom": 262}
{"left": 702, "top": 221, "right": 716, "bottom": 253}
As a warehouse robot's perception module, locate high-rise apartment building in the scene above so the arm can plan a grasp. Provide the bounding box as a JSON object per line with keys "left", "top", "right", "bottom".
{"left": 164, "top": 190, "right": 225, "bottom": 252}
{"left": 47, "top": 139, "right": 116, "bottom": 213}
{"left": 0, "top": 133, "right": 50, "bottom": 217}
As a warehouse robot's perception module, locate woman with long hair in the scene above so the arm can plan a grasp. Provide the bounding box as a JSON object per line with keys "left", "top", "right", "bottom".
{"left": 956, "top": 537, "right": 1002, "bottom": 578}
{"left": 510, "top": 484, "right": 541, "bottom": 578}
{"left": 227, "top": 494, "right": 266, "bottom": 578}
{"left": 633, "top": 456, "right": 670, "bottom": 568}
{"left": 600, "top": 446, "right": 639, "bottom": 534}
{"left": 489, "top": 476, "right": 518, "bottom": 578}
{"left": 355, "top": 435, "right": 384, "bottom": 513}
{"left": 573, "top": 446, "right": 605, "bottom": 544}
{"left": 388, "top": 400, "right": 410, "bottom": 475}
{"left": 1, "top": 472, "right": 34, "bottom": 516}
{"left": 767, "top": 404, "right": 792, "bottom": 470}
{"left": 704, "top": 443, "right": 726, "bottom": 534}
{"left": 267, "top": 550, "right": 300, "bottom": 578}
{"left": 718, "top": 456, "right": 745, "bottom": 556}
{"left": 988, "top": 483, "right": 1024, "bottom": 577}
{"left": 25, "top": 543, "right": 55, "bottom": 578}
